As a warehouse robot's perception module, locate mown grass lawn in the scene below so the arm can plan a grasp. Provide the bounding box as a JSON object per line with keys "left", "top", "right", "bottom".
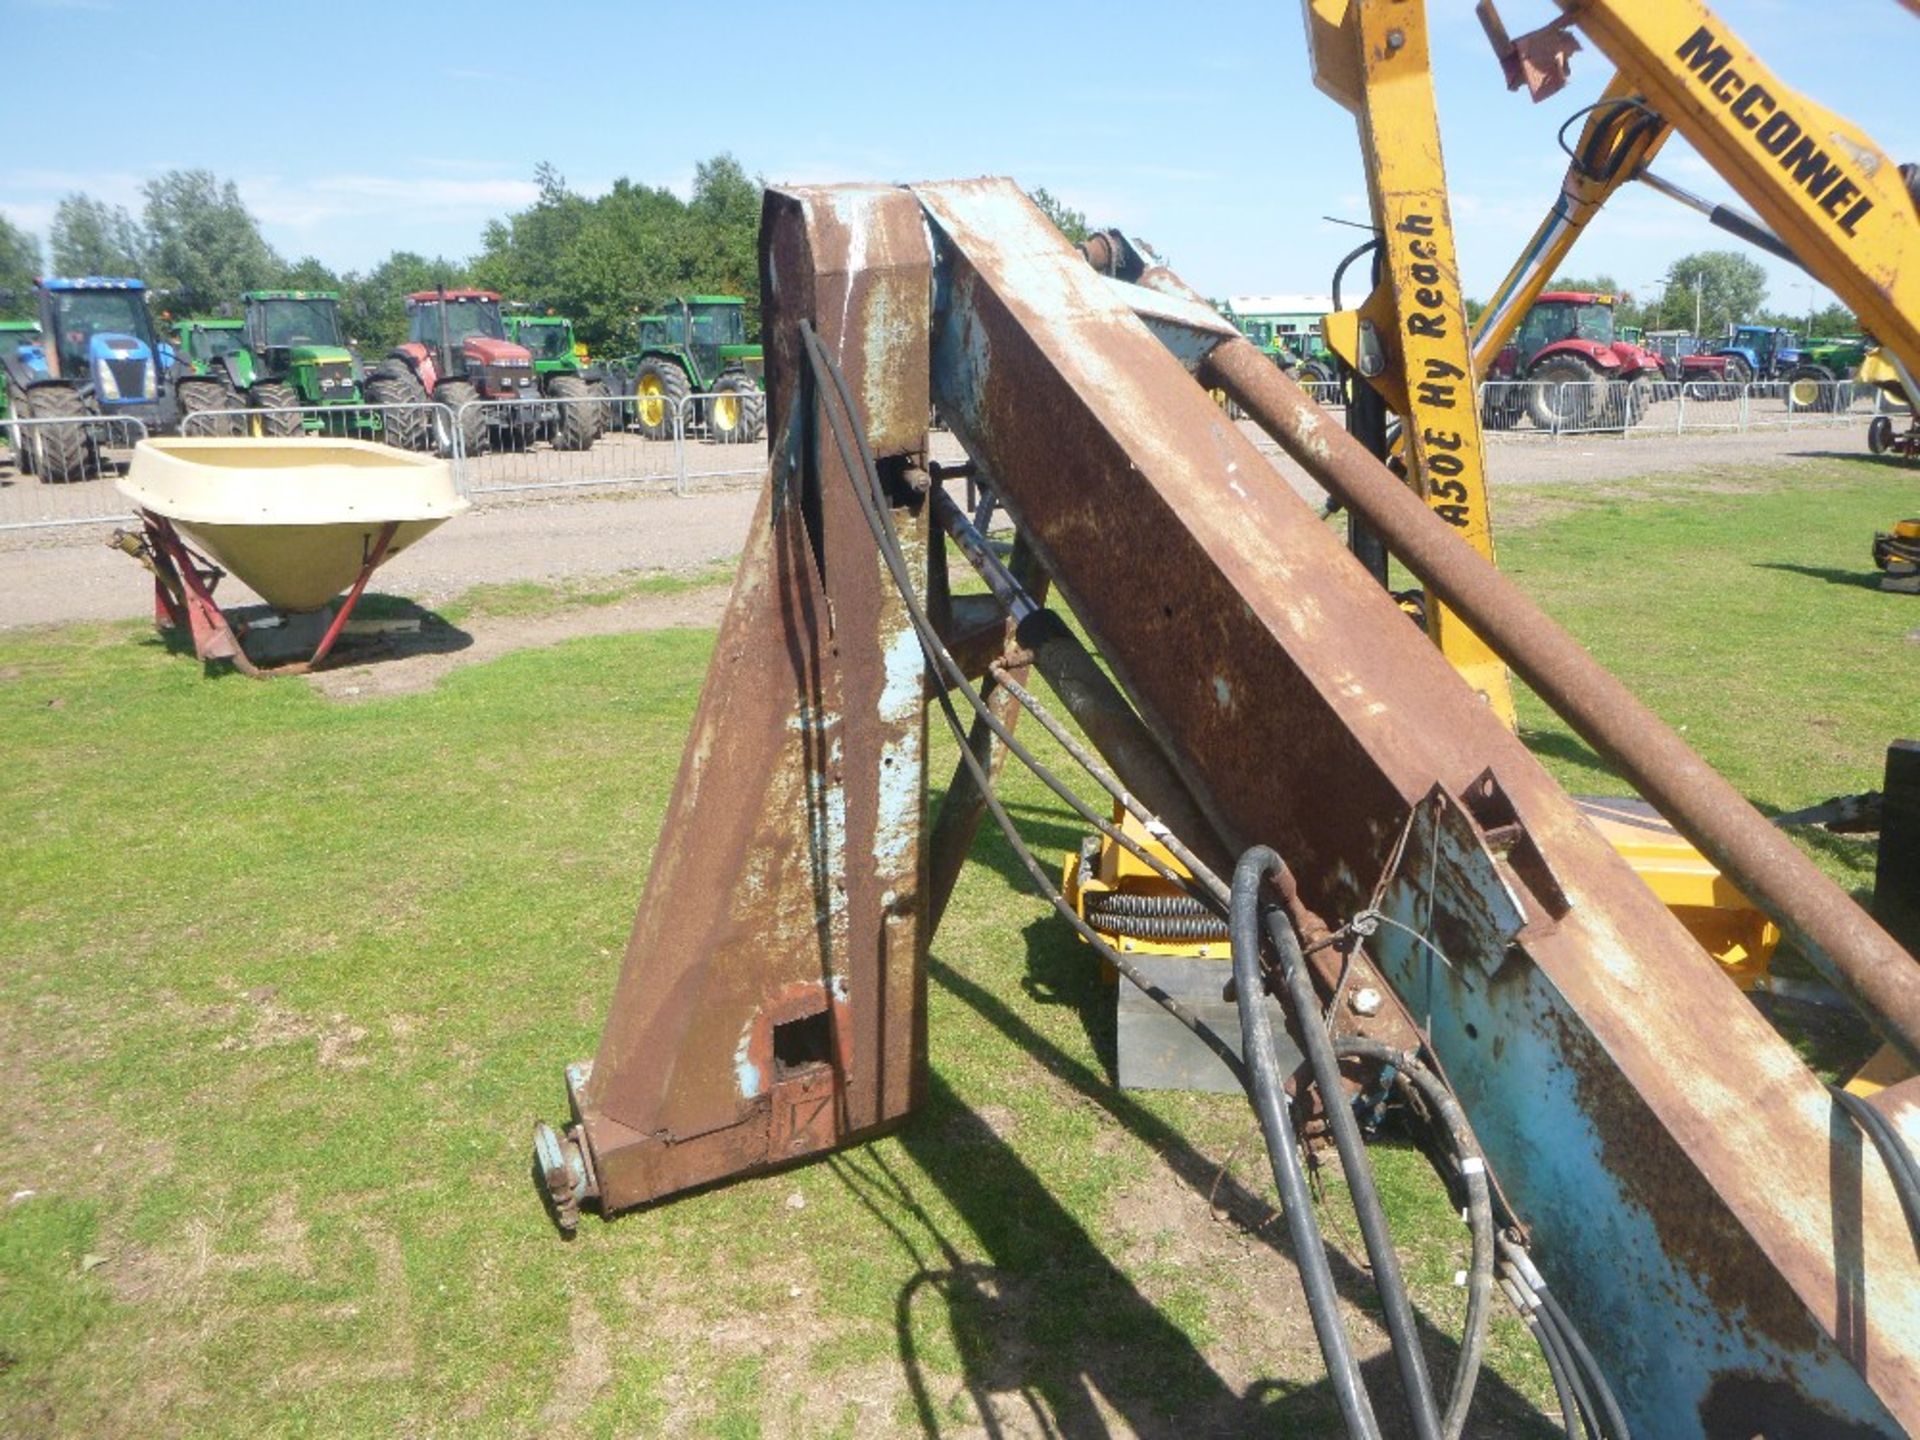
{"left": 0, "top": 454, "right": 1912, "bottom": 1438}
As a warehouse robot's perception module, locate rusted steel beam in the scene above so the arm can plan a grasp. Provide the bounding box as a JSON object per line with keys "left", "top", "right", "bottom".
{"left": 1202, "top": 334, "right": 1920, "bottom": 1072}
{"left": 927, "top": 532, "right": 1048, "bottom": 932}
{"left": 559, "top": 185, "right": 936, "bottom": 1212}
{"left": 914, "top": 177, "right": 1920, "bottom": 1434}
{"left": 926, "top": 672, "right": 1021, "bottom": 934}
{"left": 929, "top": 487, "right": 1222, "bottom": 868}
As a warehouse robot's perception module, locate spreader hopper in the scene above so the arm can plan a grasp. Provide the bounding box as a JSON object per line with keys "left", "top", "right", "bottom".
{"left": 111, "top": 436, "right": 468, "bottom": 674}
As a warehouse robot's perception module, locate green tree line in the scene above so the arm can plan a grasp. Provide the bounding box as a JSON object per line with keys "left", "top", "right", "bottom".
{"left": 1, "top": 166, "right": 1862, "bottom": 355}
{"left": 0, "top": 155, "right": 765, "bottom": 357}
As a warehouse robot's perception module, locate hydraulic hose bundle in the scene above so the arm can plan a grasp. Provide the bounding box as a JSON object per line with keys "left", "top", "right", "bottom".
{"left": 795, "top": 321, "right": 1627, "bottom": 1438}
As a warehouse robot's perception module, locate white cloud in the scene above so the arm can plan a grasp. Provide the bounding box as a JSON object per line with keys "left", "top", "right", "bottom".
{"left": 230, "top": 175, "right": 542, "bottom": 262}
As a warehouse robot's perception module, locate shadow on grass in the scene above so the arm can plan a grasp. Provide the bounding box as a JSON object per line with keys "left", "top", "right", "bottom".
{"left": 1751, "top": 562, "right": 1886, "bottom": 591}
{"left": 136, "top": 593, "right": 472, "bottom": 675}
{"left": 1785, "top": 449, "right": 1915, "bottom": 471}
{"left": 842, "top": 951, "right": 1558, "bottom": 1437}
{"left": 1514, "top": 726, "right": 1623, "bottom": 787}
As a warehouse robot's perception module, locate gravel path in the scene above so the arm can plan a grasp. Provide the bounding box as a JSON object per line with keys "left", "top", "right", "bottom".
{"left": 0, "top": 423, "right": 1872, "bottom": 630}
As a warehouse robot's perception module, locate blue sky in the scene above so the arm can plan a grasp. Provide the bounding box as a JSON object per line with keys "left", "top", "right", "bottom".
{"left": 3, "top": 0, "right": 1912, "bottom": 318}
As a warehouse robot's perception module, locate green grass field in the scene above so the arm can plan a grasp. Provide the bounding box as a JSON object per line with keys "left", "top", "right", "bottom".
{"left": 1, "top": 455, "right": 1912, "bottom": 1437}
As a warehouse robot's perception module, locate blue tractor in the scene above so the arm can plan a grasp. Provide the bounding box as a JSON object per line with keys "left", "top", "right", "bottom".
{"left": 0, "top": 277, "right": 213, "bottom": 481}
{"left": 1706, "top": 323, "right": 1802, "bottom": 385}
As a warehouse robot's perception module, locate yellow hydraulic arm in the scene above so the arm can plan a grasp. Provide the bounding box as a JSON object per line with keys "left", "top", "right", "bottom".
{"left": 1505, "top": 0, "right": 1920, "bottom": 383}
{"left": 1468, "top": 69, "right": 1673, "bottom": 375}
{"left": 1306, "top": 0, "right": 1515, "bottom": 727}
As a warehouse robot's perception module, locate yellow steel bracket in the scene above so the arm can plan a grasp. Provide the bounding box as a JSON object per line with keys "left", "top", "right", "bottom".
{"left": 1310, "top": 0, "right": 1515, "bottom": 727}
{"left": 1550, "top": 0, "right": 1920, "bottom": 381}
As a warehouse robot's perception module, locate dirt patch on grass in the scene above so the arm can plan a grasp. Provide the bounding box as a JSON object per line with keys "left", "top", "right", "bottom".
{"left": 306, "top": 582, "right": 730, "bottom": 702}
{"left": 541, "top": 1299, "right": 614, "bottom": 1426}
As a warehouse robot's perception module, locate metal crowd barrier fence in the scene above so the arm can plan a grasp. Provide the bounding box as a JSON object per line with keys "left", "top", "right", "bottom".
{"left": 0, "top": 414, "right": 148, "bottom": 531}
{"left": 454, "top": 392, "right": 763, "bottom": 497}
{"left": 1477, "top": 377, "right": 1880, "bottom": 439}
{"left": 675, "top": 391, "right": 769, "bottom": 489}
{"left": 455, "top": 394, "right": 683, "bottom": 497}
{"left": 1295, "top": 378, "right": 1346, "bottom": 410}
{"left": 178, "top": 400, "right": 456, "bottom": 453}
{"left": 4, "top": 377, "right": 1907, "bottom": 536}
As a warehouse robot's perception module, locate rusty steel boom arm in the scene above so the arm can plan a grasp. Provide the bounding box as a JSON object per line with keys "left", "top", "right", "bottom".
{"left": 538, "top": 178, "right": 1920, "bottom": 1436}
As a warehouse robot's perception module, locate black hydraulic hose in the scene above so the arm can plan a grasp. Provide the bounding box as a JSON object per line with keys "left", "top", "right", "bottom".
{"left": 1538, "top": 1288, "right": 1629, "bottom": 1439}
{"left": 1500, "top": 1237, "right": 1627, "bottom": 1439}
{"left": 793, "top": 325, "right": 1217, "bottom": 919}
{"left": 1832, "top": 1084, "right": 1920, "bottom": 1253}
{"left": 1231, "top": 851, "right": 1381, "bottom": 1440}
{"left": 1536, "top": 1306, "right": 1602, "bottom": 1439}
{"left": 1331, "top": 236, "right": 1381, "bottom": 317}
{"left": 797, "top": 321, "right": 1247, "bottom": 1083}
{"left": 1510, "top": 1286, "right": 1584, "bottom": 1440}
{"left": 1243, "top": 850, "right": 1446, "bottom": 1440}
{"left": 1338, "top": 1037, "right": 1494, "bottom": 1439}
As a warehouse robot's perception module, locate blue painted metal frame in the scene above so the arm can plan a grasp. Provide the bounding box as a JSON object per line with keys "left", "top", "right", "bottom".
{"left": 912, "top": 175, "right": 1919, "bottom": 1436}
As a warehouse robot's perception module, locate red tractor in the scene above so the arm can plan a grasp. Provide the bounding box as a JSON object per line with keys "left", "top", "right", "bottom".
{"left": 1482, "top": 291, "right": 1667, "bottom": 431}
{"left": 383, "top": 289, "right": 550, "bottom": 455}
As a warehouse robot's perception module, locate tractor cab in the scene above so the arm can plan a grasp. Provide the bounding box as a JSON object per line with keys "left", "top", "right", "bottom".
{"left": 32, "top": 278, "right": 168, "bottom": 417}
{"left": 686, "top": 297, "right": 757, "bottom": 384}
{"left": 637, "top": 297, "right": 762, "bottom": 388}
{"left": 241, "top": 290, "right": 361, "bottom": 406}
{"left": 1510, "top": 292, "right": 1613, "bottom": 364}
{"left": 1721, "top": 324, "right": 1801, "bottom": 380}
{"left": 0, "top": 320, "right": 47, "bottom": 380}
{"left": 1491, "top": 292, "right": 1664, "bottom": 381}
{"left": 248, "top": 291, "right": 348, "bottom": 357}
{"left": 176, "top": 318, "right": 247, "bottom": 373}
{"left": 506, "top": 315, "right": 578, "bottom": 366}
{"left": 401, "top": 289, "right": 537, "bottom": 402}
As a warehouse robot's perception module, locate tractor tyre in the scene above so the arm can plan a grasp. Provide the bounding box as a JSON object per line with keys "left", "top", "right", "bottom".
{"left": 23, "top": 384, "right": 92, "bottom": 483}
{"left": 176, "top": 378, "right": 241, "bottom": 437}
{"left": 585, "top": 379, "right": 611, "bottom": 438}
{"left": 250, "top": 381, "right": 304, "bottom": 437}
{"left": 364, "top": 371, "right": 429, "bottom": 451}
{"left": 632, "top": 357, "right": 690, "bottom": 441}
{"left": 709, "top": 372, "right": 764, "bottom": 444}
{"left": 1479, "top": 386, "right": 1521, "bottom": 432}
{"left": 1295, "top": 358, "right": 1337, "bottom": 401}
{"left": 1623, "top": 375, "right": 1657, "bottom": 429}
{"left": 1786, "top": 365, "right": 1837, "bottom": 414}
{"left": 548, "top": 374, "right": 597, "bottom": 451}
{"left": 1720, "top": 354, "right": 1753, "bottom": 400}
{"left": 1869, "top": 415, "right": 1896, "bottom": 456}
{"left": 434, "top": 380, "right": 484, "bottom": 458}
{"left": 1524, "top": 355, "right": 1603, "bottom": 432}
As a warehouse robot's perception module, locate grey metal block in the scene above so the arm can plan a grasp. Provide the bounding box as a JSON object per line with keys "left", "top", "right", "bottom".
{"left": 1115, "top": 954, "right": 1300, "bottom": 1094}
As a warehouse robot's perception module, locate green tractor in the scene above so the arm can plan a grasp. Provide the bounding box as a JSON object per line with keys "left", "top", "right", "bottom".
{"left": 1221, "top": 295, "right": 1339, "bottom": 387}
{"left": 0, "top": 319, "right": 44, "bottom": 461}
{"left": 173, "top": 317, "right": 248, "bottom": 375}
{"left": 502, "top": 311, "right": 607, "bottom": 448}
{"left": 187, "top": 290, "right": 420, "bottom": 445}
{"left": 616, "top": 296, "right": 764, "bottom": 444}
{"left": 1787, "top": 335, "right": 1870, "bottom": 413}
